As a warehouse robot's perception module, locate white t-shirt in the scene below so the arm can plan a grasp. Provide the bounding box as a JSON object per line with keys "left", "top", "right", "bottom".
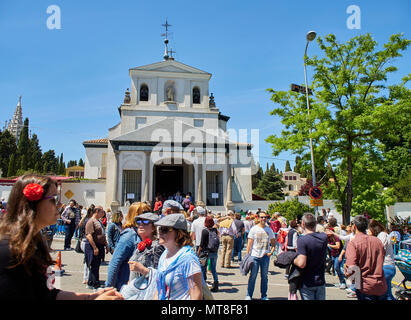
{"left": 191, "top": 216, "right": 206, "bottom": 246}
{"left": 378, "top": 232, "right": 395, "bottom": 266}
{"left": 248, "top": 225, "right": 275, "bottom": 258}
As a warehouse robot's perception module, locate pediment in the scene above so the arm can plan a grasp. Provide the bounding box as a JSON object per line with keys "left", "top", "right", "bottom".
{"left": 130, "top": 60, "right": 211, "bottom": 76}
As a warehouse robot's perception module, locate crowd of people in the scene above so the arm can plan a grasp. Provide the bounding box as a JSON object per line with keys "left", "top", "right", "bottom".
{"left": 0, "top": 174, "right": 410, "bottom": 301}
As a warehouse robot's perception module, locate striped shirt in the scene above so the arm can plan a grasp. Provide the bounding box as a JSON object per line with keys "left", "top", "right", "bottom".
{"left": 157, "top": 247, "right": 201, "bottom": 300}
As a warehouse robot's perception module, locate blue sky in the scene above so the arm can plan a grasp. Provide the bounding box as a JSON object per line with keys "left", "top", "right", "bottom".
{"left": 1, "top": 0, "right": 410, "bottom": 172}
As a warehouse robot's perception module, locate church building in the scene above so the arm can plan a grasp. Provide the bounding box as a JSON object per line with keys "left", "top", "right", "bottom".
{"left": 83, "top": 30, "right": 254, "bottom": 212}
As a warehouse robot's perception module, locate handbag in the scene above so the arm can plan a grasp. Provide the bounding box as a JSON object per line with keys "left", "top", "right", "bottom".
{"left": 120, "top": 268, "right": 158, "bottom": 300}
{"left": 75, "top": 238, "right": 83, "bottom": 253}
{"left": 198, "top": 251, "right": 209, "bottom": 267}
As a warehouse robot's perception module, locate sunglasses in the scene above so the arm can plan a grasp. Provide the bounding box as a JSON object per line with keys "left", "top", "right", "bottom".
{"left": 136, "top": 220, "right": 151, "bottom": 226}
{"left": 158, "top": 226, "right": 174, "bottom": 234}
{"left": 43, "top": 194, "right": 59, "bottom": 205}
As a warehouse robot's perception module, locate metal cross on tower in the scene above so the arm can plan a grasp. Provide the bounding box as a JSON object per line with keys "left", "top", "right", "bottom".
{"left": 161, "top": 19, "right": 172, "bottom": 39}
{"left": 161, "top": 19, "right": 172, "bottom": 60}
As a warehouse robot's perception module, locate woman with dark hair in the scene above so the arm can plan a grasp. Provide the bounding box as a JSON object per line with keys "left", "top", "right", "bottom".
{"left": 197, "top": 215, "right": 220, "bottom": 292}
{"left": 0, "top": 174, "right": 123, "bottom": 300}
{"left": 154, "top": 214, "right": 203, "bottom": 300}
{"left": 326, "top": 225, "right": 345, "bottom": 289}
{"left": 368, "top": 219, "right": 396, "bottom": 300}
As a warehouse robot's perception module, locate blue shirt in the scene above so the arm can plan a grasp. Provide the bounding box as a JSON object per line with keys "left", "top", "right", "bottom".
{"left": 105, "top": 227, "right": 141, "bottom": 290}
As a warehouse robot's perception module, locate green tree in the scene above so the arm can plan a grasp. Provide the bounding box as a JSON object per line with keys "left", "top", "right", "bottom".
{"left": 0, "top": 130, "right": 17, "bottom": 177}
{"left": 7, "top": 154, "right": 16, "bottom": 177}
{"left": 266, "top": 33, "right": 410, "bottom": 225}
{"left": 254, "top": 166, "right": 286, "bottom": 200}
{"left": 67, "top": 160, "right": 77, "bottom": 168}
{"left": 42, "top": 150, "right": 59, "bottom": 174}
{"left": 393, "top": 169, "right": 411, "bottom": 202}
{"left": 293, "top": 156, "right": 303, "bottom": 175}
{"left": 78, "top": 158, "right": 84, "bottom": 167}
{"left": 28, "top": 134, "right": 42, "bottom": 171}
{"left": 58, "top": 153, "right": 65, "bottom": 175}
{"left": 267, "top": 199, "right": 314, "bottom": 222}
{"left": 252, "top": 162, "right": 264, "bottom": 190}
{"left": 16, "top": 118, "right": 30, "bottom": 172}
{"left": 285, "top": 160, "right": 291, "bottom": 172}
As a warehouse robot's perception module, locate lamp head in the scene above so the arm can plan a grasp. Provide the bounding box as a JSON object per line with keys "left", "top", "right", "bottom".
{"left": 306, "top": 31, "right": 317, "bottom": 42}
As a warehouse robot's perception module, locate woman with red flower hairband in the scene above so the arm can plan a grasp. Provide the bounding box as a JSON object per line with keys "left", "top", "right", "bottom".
{"left": 0, "top": 174, "right": 124, "bottom": 300}
{"left": 128, "top": 213, "right": 165, "bottom": 282}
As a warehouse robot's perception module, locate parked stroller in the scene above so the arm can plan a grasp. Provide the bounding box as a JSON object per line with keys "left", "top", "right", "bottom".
{"left": 394, "top": 240, "right": 411, "bottom": 300}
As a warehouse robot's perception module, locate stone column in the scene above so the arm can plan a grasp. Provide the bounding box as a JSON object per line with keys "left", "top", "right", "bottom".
{"left": 196, "top": 163, "right": 205, "bottom": 207}
{"left": 225, "top": 154, "right": 234, "bottom": 211}
{"left": 110, "top": 150, "right": 120, "bottom": 213}
{"left": 142, "top": 151, "right": 150, "bottom": 202}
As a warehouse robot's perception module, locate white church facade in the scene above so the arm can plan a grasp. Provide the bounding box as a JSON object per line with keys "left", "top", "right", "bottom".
{"left": 83, "top": 58, "right": 254, "bottom": 212}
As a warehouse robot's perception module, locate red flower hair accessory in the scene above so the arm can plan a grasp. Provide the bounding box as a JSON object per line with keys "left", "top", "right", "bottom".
{"left": 137, "top": 241, "right": 146, "bottom": 252}
{"left": 144, "top": 238, "right": 152, "bottom": 247}
{"left": 23, "top": 183, "right": 44, "bottom": 202}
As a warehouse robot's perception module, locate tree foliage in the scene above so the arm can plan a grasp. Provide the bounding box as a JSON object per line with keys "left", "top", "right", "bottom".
{"left": 266, "top": 33, "right": 411, "bottom": 224}
{"left": 254, "top": 166, "right": 286, "bottom": 200}
{"left": 267, "top": 199, "right": 314, "bottom": 222}
{"left": 0, "top": 130, "right": 17, "bottom": 177}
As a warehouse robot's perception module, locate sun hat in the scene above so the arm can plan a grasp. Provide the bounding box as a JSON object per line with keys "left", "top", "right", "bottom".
{"left": 154, "top": 213, "right": 188, "bottom": 231}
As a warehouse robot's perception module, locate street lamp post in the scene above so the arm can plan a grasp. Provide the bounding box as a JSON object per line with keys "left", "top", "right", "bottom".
{"left": 304, "top": 31, "right": 318, "bottom": 218}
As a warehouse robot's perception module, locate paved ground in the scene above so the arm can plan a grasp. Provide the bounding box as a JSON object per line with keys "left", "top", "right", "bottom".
{"left": 50, "top": 236, "right": 406, "bottom": 300}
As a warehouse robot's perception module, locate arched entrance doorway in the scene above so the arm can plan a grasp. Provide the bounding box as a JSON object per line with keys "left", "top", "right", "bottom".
{"left": 153, "top": 158, "right": 194, "bottom": 201}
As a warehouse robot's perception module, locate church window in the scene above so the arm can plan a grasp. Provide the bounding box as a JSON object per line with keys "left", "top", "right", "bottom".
{"left": 140, "top": 84, "right": 149, "bottom": 101}
{"left": 193, "top": 87, "right": 201, "bottom": 104}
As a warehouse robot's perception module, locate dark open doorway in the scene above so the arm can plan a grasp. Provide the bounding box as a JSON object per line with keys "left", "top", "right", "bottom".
{"left": 154, "top": 165, "right": 183, "bottom": 199}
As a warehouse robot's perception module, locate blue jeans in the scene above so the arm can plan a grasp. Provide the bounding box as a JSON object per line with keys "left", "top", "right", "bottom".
{"left": 64, "top": 223, "right": 76, "bottom": 249}
{"left": 383, "top": 264, "right": 396, "bottom": 300}
{"left": 232, "top": 235, "right": 243, "bottom": 262}
{"left": 332, "top": 256, "right": 346, "bottom": 284}
{"left": 299, "top": 285, "right": 326, "bottom": 300}
{"left": 247, "top": 255, "right": 269, "bottom": 299}
{"left": 355, "top": 289, "right": 386, "bottom": 301}
{"left": 201, "top": 251, "right": 218, "bottom": 282}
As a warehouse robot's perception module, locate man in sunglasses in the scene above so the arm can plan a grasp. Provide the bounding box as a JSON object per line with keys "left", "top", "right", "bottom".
{"left": 245, "top": 211, "right": 276, "bottom": 300}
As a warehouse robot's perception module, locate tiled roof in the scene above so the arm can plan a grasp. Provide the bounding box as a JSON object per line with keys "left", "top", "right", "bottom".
{"left": 83, "top": 138, "right": 108, "bottom": 144}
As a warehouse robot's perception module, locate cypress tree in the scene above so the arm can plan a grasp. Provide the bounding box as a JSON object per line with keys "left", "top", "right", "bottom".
{"left": 16, "top": 118, "right": 30, "bottom": 173}
{"left": 285, "top": 160, "right": 292, "bottom": 172}
{"left": 7, "top": 154, "right": 16, "bottom": 177}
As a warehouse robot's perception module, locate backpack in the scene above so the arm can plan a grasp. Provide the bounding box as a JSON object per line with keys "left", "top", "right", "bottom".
{"left": 207, "top": 229, "right": 220, "bottom": 252}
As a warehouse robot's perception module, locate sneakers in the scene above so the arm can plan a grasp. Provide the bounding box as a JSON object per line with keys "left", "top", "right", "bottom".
{"left": 339, "top": 283, "right": 347, "bottom": 289}
{"left": 245, "top": 296, "right": 252, "bottom": 300}
{"left": 346, "top": 288, "right": 355, "bottom": 294}
{"left": 261, "top": 297, "right": 269, "bottom": 300}
{"left": 346, "top": 292, "right": 357, "bottom": 298}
